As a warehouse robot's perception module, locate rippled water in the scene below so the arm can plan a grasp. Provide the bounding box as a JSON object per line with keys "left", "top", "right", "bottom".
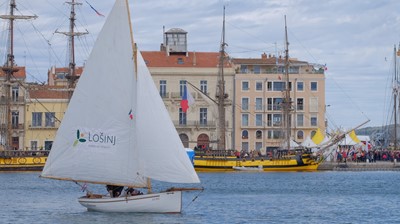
{"left": 1, "top": 171, "right": 400, "bottom": 224}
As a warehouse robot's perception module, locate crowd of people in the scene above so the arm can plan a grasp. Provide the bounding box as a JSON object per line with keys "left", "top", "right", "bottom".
{"left": 334, "top": 146, "right": 400, "bottom": 163}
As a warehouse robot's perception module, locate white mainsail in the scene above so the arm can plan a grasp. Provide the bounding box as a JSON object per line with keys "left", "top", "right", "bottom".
{"left": 41, "top": 0, "right": 200, "bottom": 186}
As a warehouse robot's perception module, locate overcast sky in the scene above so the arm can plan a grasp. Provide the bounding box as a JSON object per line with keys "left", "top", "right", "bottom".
{"left": 2, "top": 0, "right": 400, "bottom": 131}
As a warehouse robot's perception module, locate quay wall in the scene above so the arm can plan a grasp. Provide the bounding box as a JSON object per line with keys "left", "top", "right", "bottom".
{"left": 318, "top": 161, "right": 400, "bottom": 171}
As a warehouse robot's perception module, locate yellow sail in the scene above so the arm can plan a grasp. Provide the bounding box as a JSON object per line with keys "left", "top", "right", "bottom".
{"left": 311, "top": 128, "right": 324, "bottom": 145}
{"left": 349, "top": 130, "right": 360, "bottom": 143}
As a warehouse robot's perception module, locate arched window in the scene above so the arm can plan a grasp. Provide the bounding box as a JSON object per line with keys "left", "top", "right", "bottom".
{"left": 179, "top": 133, "right": 189, "bottom": 148}
{"left": 297, "top": 130, "right": 304, "bottom": 139}
{"left": 242, "top": 130, "right": 248, "bottom": 139}
{"left": 311, "top": 130, "right": 316, "bottom": 138}
{"left": 256, "top": 130, "right": 262, "bottom": 139}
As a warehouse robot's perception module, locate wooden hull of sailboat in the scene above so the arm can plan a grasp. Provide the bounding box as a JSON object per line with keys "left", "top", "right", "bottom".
{"left": 194, "top": 156, "right": 319, "bottom": 172}
{"left": 78, "top": 191, "right": 182, "bottom": 213}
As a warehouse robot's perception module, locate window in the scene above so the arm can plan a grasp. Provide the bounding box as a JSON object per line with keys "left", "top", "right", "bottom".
{"left": 267, "top": 98, "right": 272, "bottom": 110}
{"left": 311, "top": 130, "right": 316, "bottom": 138}
{"left": 273, "top": 81, "right": 285, "bottom": 91}
{"left": 32, "top": 112, "right": 42, "bottom": 127}
{"left": 255, "top": 98, "right": 262, "bottom": 111}
{"left": 200, "top": 80, "right": 207, "bottom": 93}
{"left": 297, "top": 114, "right": 304, "bottom": 127}
{"left": 242, "top": 130, "right": 248, "bottom": 139}
{"left": 255, "top": 81, "right": 263, "bottom": 91}
{"left": 273, "top": 98, "right": 283, "bottom": 111}
{"left": 297, "top": 81, "right": 304, "bottom": 91}
{"left": 241, "top": 142, "right": 249, "bottom": 152}
{"left": 179, "top": 108, "right": 186, "bottom": 125}
{"left": 31, "top": 141, "right": 38, "bottom": 150}
{"left": 242, "top": 114, "right": 249, "bottom": 126}
{"left": 12, "top": 86, "right": 19, "bottom": 102}
{"left": 44, "top": 141, "right": 53, "bottom": 150}
{"left": 309, "top": 97, "right": 318, "bottom": 112}
{"left": 45, "top": 112, "right": 55, "bottom": 127}
{"left": 12, "top": 111, "right": 18, "bottom": 129}
{"left": 200, "top": 108, "right": 207, "bottom": 125}
{"left": 179, "top": 80, "right": 186, "bottom": 97}
{"left": 240, "top": 65, "right": 248, "bottom": 73}
{"left": 255, "top": 114, "right": 263, "bottom": 126}
{"left": 241, "top": 98, "right": 249, "bottom": 111}
{"left": 268, "top": 130, "right": 283, "bottom": 139}
{"left": 311, "top": 81, "right": 318, "bottom": 91}
{"left": 273, "top": 114, "right": 282, "bottom": 126}
{"left": 253, "top": 65, "right": 260, "bottom": 74}
{"left": 267, "top": 82, "right": 272, "bottom": 91}
{"left": 242, "top": 81, "right": 249, "bottom": 91}
{"left": 256, "top": 130, "right": 262, "bottom": 139}
{"left": 297, "top": 98, "right": 304, "bottom": 111}
{"left": 311, "top": 116, "right": 317, "bottom": 126}
{"left": 255, "top": 142, "right": 262, "bottom": 151}
{"left": 297, "top": 131, "right": 304, "bottom": 139}
{"left": 267, "top": 114, "right": 272, "bottom": 126}
{"left": 177, "top": 58, "right": 184, "bottom": 64}
{"left": 160, "top": 80, "right": 167, "bottom": 97}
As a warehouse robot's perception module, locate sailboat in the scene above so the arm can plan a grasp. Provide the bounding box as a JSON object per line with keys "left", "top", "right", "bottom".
{"left": 41, "top": 0, "right": 200, "bottom": 213}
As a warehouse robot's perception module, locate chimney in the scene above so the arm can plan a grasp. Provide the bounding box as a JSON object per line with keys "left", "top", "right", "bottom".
{"left": 261, "top": 52, "right": 267, "bottom": 59}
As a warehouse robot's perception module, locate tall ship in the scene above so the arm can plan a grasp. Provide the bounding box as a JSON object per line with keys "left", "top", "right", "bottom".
{"left": 0, "top": 0, "right": 85, "bottom": 171}
{"left": 193, "top": 14, "right": 321, "bottom": 171}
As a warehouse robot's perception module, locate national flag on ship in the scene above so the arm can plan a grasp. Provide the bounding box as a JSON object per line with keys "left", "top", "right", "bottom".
{"left": 86, "top": 1, "right": 105, "bottom": 17}
{"left": 180, "top": 85, "right": 195, "bottom": 113}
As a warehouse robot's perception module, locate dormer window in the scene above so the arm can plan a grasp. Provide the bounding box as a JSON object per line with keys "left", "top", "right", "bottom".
{"left": 177, "top": 58, "right": 184, "bottom": 64}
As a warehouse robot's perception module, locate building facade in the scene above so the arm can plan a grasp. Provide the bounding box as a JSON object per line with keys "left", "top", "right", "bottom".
{"left": 142, "top": 28, "right": 235, "bottom": 150}
{"left": 232, "top": 53, "right": 326, "bottom": 153}
{"left": 0, "top": 67, "right": 27, "bottom": 150}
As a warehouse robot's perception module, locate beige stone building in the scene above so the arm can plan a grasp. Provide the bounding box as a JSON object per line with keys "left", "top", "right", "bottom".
{"left": 232, "top": 53, "right": 326, "bottom": 153}
{"left": 24, "top": 85, "right": 69, "bottom": 150}
{"left": 0, "top": 67, "right": 27, "bottom": 150}
{"left": 142, "top": 28, "right": 235, "bottom": 150}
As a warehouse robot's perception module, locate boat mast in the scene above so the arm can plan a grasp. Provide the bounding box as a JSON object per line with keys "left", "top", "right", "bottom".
{"left": 55, "top": 0, "right": 88, "bottom": 90}
{"left": 0, "top": 0, "right": 37, "bottom": 148}
{"left": 394, "top": 45, "right": 399, "bottom": 150}
{"left": 282, "top": 15, "right": 292, "bottom": 150}
{"left": 216, "top": 6, "right": 227, "bottom": 151}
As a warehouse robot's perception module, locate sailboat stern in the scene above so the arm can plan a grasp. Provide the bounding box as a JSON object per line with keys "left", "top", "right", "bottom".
{"left": 78, "top": 191, "right": 182, "bottom": 213}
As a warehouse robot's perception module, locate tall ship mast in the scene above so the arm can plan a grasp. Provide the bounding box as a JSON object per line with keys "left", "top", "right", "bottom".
{"left": 282, "top": 15, "right": 292, "bottom": 150}
{"left": 55, "top": 0, "right": 88, "bottom": 90}
{"left": 0, "top": 0, "right": 37, "bottom": 149}
{"left": 216, "top": 6, "right": 228, "bottom": 150}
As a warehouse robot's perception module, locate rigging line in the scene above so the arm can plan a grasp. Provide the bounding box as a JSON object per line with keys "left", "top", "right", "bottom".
{"left": 225, "top": 20, "right": 275, "bottom": 47}
{"left": 287, "top": 28, "right": 321, "bottom": 66}
{"left": 182, "top": 187, "right": 204, "bottom": 212}
{"left": 14, "top": 26, "right": 48, "bottom": 82}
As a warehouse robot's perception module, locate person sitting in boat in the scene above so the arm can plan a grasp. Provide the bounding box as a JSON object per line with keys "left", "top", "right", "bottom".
{"left": 106, "top": 185, "right": 124, "bottom": 197}
{"left": 126, "top": 187, "right": 143, "bottom": 196}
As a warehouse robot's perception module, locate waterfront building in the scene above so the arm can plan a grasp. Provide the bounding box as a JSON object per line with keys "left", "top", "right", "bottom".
{"left": 0, "top": 67, "right": 27, "bottom": 150}
{"left": 24, "top": 85, "right": 69, "bottom": 151}
{"left": 142, "top": 28, "right": 235, "bottom": 150}
{"left": 232, "top": 53, "right": 326, "bottom": 153}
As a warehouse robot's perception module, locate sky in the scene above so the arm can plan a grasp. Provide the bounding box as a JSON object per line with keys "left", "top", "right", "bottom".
{"left": 1, "top": 0, "right": 400, "bottom": 131}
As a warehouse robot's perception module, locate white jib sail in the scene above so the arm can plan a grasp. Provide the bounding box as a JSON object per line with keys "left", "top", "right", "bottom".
{"left": 42, "top": 0, "right": 199, "bottom": 185}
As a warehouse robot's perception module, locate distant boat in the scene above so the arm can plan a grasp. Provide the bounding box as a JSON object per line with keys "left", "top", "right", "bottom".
{"left": 41, "top": 0, "right": 201, "bottom": 213}
{"left": 233, "top": 165, "right": 263, "bottom": 172}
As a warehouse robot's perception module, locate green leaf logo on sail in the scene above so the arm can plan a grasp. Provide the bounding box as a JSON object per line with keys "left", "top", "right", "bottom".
{"left": 73, "top": 129, "right": 87, "bottom": 147}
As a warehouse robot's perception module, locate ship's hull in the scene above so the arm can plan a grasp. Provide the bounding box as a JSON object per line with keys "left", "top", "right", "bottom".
{"left": 78, "top": 191, "right": 182, "bottom": 213}
{"left": 194, "top": 155, "right": 320, "bottom": 172}
{"left": 0, "top": 156, "right": 47, "bottom": 171}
